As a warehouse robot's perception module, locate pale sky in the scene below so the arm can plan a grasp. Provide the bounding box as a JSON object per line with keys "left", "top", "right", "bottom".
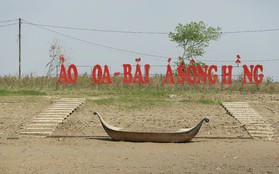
{"left": 1, "top": 0, "right": 279, "bottom": 81}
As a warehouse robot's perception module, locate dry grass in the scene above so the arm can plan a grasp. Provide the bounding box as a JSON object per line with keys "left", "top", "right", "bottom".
{"left": 0, "top": 75, "right": 278, "bottom": 95}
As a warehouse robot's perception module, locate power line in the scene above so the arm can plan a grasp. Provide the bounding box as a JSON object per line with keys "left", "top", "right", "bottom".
{"left": 200, "top": 58, "right": 279, "bottom": 63}
{"left": 222, "top": 29, "right": 279, "bottom": 34}
{"left": 23, "top": 20, "right": 170, "bottom": 59}
{"left": 21, "top": 19, "right": 279, "bottom": 63}
{"left": 22, "top": 20, "right": 279, "bottom": 35}
{"left": 0, "top": 19, "right": 18, "bottom": 23}
{"left": 248, "top": 59, "right": 277, "bottom": 62}
{"left": 241, "top": 58, "right": 279, "bottom": 62}
{"left": 1, "top": 18, "right": 279, "bottom": 35}
{"left": 22, "top": 21, "right": 168, "bottom": 35}
{"left": 0, "top": 23, "right": 18, "bottom": 28}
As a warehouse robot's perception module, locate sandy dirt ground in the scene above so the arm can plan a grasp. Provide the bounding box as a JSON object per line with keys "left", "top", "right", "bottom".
{"left": 0, "top": 94, "right": 279, "bottom": 173}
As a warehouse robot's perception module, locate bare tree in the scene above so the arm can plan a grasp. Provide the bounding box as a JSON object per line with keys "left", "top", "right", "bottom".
{"left": 46, "top": 41, "right": 67, "bottom": 77}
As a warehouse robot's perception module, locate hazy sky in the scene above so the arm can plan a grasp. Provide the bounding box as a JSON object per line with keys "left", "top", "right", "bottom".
{"left": 1, "top": 0, "right": 279, "bottom": 81}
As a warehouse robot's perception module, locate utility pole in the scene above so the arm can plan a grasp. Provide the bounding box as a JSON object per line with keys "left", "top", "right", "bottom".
{"left": 19, "top": 18, "right": 21, "bottom": 78}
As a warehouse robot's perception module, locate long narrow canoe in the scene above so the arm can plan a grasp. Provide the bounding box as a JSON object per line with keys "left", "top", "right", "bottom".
{"left": 94, "top": 112, "right": 209, "bottom": 143}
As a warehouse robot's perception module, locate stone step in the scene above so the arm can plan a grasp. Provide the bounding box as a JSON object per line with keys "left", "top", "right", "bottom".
{"left": 33, "top": 117, "right": 65, "bottom": 121}
{"left": 25, "top": 127, "right": 55, "bottom": 132}
{"left": 246, "top": 127, "right": 275, "bottom": 131}
{"left": 229, "top": 112, "right": 259, "bottom": 115}
{"left": 248, "top": 130, "right": 274, "bottom": 134}
{"left": 237, "top": 119, "right": 265, "bottom": 122}
{"left": 237, "top": 119, "right": 265, "bottom": 123}
{"left": 54, "top": 103, "right": 83, "bottom": 106}
{"left": 223, "top": 103, "right": 249, "bottom": 105}
{"left": 229, "top": 112, "right": 260, "bottom": 115}
{"left": 42, "top": 110, "right": 74, "bottom": 113}
{"left": 223, "top": 106, "right": 250, "bottom": 108}
{"left": 55, "top": 102, "right": 83, "bottom": 105}
{"left": 56, "top": 98, "right": 84, "bottom": 100}
{"left": 230, "top": 110, "right": 259, "bottom": 113}
{"left": 247, "top": 124, "right": 273, "bottom": 128}
{"left": 51, "top": 106, "right": 80, "bottom": 109}
{"left": 231, "top": 114, "right": 260, "bottom": 117}
{"left": 40, "top": 112, "right": 71, "bottom": 115}
{"left": 234, "top": 118, "right": 263, "bottom": 121}
{"left": 38, "top": 113, "right": 67, "bottom": 116}
{"left": 36, "top": 115, "right": 67, "bottom": 118}
{"left": 32, "top": 120, "right": 62, "bottom": 123}
{"left": 229, "top": 115, "right": 260, "bottom": 117}
{"left": 251, "top": 134, "right": 274, "bottom": 138}
{"left": 27, "top": 123, "right": 58, "bottom": 125}
{"left": 26, "top": 123, "right": 58, "bottom": 128}
{"left": 45, "top": 108, "right": 75, "bottom": 110}
{"left": 223, "top": 102, "right": 249, "bottom": 104}
{"left": 21, "top": 131, "right": 52, "bottom": 136}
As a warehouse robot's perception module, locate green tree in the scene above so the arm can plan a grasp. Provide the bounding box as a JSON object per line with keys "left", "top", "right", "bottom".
{"left": 169, "top": 21, "right": 221, "bottom": 64}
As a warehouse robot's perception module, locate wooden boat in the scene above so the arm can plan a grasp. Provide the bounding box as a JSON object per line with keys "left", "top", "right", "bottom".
{"left": 93, "top": 112, "right": 209, "bottom": 143}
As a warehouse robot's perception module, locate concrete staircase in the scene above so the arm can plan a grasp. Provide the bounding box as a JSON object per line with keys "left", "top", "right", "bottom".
{"left": 20, "top": 98, "right": 86, "bottom": 136}
{"left": 222, "top": 102, "right": 275, "bottom": 140}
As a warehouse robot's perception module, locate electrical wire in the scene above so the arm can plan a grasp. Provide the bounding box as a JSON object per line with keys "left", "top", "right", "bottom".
{"left": 0, "top": 18, "right": 278, "bottom": 35}
{"left": 22, "top": 21, "right": 168, "bottom": 35}
{"left": 22, "top": 20, "right": 279, "bottom": 35}
{"left": 23, "top": 20, "right": 170, "bottom": 59}
{"left": 0, "top": 23, "right": 18, "bottom": 28}
{"left": 20, "top": 19, "right": 279, "bottom": 63}
{"left": 241, "top": 58, "right": 279, "bottom": 62}
{"left": 0, "top": 19, "right": 18, "bottom": 23}
{"left": 222, "top": 28, "right": 279, "bottom": 34}
{"left": 200, "top": 58, "right": 279, "bottom": 63}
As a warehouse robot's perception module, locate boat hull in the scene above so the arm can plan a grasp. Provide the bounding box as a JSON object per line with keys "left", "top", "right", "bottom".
{"left": 94, "top": 112, "right": 209, "bottom": 143}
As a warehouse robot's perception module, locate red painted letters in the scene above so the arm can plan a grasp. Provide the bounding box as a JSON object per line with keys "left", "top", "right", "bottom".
{"left": 57, "top": 58, "right": 264, "bottom": 85}
{"left": 58, "top": 64, "right": 78, "bottom": 84}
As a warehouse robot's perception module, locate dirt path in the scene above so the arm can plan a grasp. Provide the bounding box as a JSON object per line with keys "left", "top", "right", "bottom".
{"left": 1, "top": 138, "right": 278, "bottom": 174}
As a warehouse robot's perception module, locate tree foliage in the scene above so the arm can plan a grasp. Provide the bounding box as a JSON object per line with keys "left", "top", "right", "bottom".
{"left": 169, "top": 21, "right": 221, "bottom": 62}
